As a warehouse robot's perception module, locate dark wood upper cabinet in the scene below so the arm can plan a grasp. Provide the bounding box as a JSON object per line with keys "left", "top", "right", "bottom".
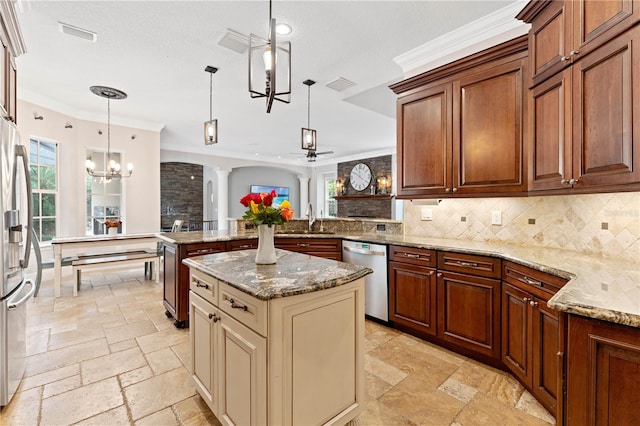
{"left": 392, "top": 37, "right": 528, "bottom": 199}
{"left": 518, "top": 0, "right": 639, "bottom": 86}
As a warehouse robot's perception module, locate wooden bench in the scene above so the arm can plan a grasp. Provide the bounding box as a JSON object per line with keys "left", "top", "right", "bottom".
{"left": 72, "top": 249, "right": 160, "bottom": 297}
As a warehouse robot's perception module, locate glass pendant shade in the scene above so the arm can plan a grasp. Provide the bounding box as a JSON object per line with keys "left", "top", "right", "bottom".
{"left": 301, "top": 128, "right": 317, "bottom": 151}
{"left": 204, "top": 119, "right": 218, "bottom": 145}
{"left": 249, "top": 15, "right": 291, "bottom": 113}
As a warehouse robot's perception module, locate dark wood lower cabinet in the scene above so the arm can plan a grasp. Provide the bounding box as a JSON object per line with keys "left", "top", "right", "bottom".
{"left": 274, "top": 238, "right": 342, "bottom": 260}
{"left": 388, "top": 261, "right": 436, "bottom": 336}
{"left": 566, "top": 315, "right": 640, "bottom": 425}
{"left": 162, "top": 241, "right": 226, "bottom": 328}
{"left": 437, "top": 271, "right": 501, "bottom": 360}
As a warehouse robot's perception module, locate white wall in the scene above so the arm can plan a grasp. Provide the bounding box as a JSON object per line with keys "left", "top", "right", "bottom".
{"left": 18, "top": 100, "right": 161, "bottom": 237}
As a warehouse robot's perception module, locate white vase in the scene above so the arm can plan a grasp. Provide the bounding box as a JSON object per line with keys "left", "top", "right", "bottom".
{"left": 108, "top": 227, "right": 118, "bottom": 236}
{"left": 255, "top": 224, "right": 276, "bottom": 264}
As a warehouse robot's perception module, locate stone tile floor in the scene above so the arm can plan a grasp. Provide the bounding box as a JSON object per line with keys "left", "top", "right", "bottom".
{"left": 0, "top": 266, "right": 555, "bottom": 425}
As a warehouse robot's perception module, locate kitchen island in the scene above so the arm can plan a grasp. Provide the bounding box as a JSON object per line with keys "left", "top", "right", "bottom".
{"left": 183, "top": 249, "right": 371, "bottom": 426}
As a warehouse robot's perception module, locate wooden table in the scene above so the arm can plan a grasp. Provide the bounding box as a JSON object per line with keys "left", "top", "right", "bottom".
{"left": 51, "top": 233, "right": 160, "bottom": 297}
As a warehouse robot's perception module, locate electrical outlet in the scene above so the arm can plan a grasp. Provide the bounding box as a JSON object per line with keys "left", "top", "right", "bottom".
{"left": 491, "top": 210, "right": 502, "bottom": 226}
{"left": 421, "top": 208, "right": 432, "bottom": 221}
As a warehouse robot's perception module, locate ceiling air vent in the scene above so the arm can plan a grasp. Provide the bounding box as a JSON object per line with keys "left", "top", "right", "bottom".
{"left": 58, "top": 22, "right": 97, "bottom": 42}
{"left": 217, "top": 29, "right": 249, "bottom": 54}
{"left": 325, "top": 77, "right": 356, "bottom": 92}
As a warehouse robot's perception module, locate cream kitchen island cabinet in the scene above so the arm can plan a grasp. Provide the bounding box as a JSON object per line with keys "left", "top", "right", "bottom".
{"left": 184, "top": 249, "right": 371, "bottom": 426}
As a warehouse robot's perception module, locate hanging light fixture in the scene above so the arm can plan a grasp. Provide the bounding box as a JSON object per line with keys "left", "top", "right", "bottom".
{"left": 86, "top": 86, "right": 133, "bottom": 180}
{"left": 248, "top": 0, "right": 291, "bottom": 113}
{"left": 301, "top": 79, "right": 317, "bottom": 151}
{"left": 204, "top": 65, "right": 219, "bottom": 145}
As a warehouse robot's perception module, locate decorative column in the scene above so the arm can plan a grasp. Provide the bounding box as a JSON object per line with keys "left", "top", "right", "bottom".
{"left": 298, "top": 176, "right": 309, "bottom": 218}
{"left": 216, "top": 169, "right": 230, "bottom": 230}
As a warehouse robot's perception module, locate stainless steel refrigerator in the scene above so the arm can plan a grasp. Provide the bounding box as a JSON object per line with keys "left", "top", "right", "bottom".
{"left": 0, "top": 117, "right": 34, "bottom": 407}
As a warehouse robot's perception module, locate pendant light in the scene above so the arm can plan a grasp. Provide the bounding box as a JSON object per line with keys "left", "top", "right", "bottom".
{"left": 248, "top": 0, "right": 291, "bottom": 113}
{"left": 204, "top": 65, "right": 219, "bottom": 145}
{"left": 85, "top": 86, "right": 133, "bottom": 180}
{"left": 301, "top": 79, "right": 317, "bottom": 151}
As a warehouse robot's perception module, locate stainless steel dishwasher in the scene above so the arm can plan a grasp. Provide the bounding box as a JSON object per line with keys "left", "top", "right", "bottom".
{"left": 342, "top": 241, "right": 388, "bottom": 323}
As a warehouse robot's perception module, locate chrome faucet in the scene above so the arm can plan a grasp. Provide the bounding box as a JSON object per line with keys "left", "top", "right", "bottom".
{"left": 306, "top": 202, "right": 315, "bottom": 232}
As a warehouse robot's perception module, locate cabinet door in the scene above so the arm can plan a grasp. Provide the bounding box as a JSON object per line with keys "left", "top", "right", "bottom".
{"left": 502, "top": 283, "right": 531, "bottom": 386}
{"left": 529, "top": 69, "right": 572, "bottom": 191}
{"left": 454, "top": 59, "right": 527, "bottom": 195}
{"left": 163, "top": 244, "right": 178, "bottom": 318}
{"left": 396, "top": 82, "right": 452, "bottom": 197}
{"left": 437, "top": 271, "right": 501, "bottom": 359}
{"left": 528, "top": 0, "right": 573, "bottom": 85}
{"left": 190, "top": 292, "right": 218, "bottom": 415}
{"left": 567, "top": 315, "right": 640, "bottom": 425}
{"left": 388, "top": 261, "right": 436, "bottom": 336}
{"left": 573, "top": 0, "right": 639, "bottom": 56}
{"left": 531, "top": 296, "right": 560, "bottom": 415}
{"left": 572, "top": 26, "right": 640, "bottom": 187}
{"left": 218, "top": 312, "right": 267, "bottom": 426}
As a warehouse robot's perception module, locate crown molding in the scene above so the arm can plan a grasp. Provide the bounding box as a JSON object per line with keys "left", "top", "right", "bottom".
{"left": 19, "top": 88, "right": 166, "bottom": 132}
{"left": 0, "top": 0, "right": 26, "bottom": 56}
{"left": 393, "top": 0, "right": 530, "bottom": 78}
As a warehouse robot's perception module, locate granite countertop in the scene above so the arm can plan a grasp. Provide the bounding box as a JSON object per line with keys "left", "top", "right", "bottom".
{"left": 165, "top": 230, "right": 640, "bottom": 328}
{"left": 183, "top": 249, "right": 372, "bottom": 301}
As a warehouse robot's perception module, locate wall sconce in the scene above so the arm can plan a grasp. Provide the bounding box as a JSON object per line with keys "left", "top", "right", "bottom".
{"left": 248, "top": 0, "right": 291, "bottom": 113}
{"left": 64, "top": 122, "right": 73, "bottom": 128}
{"left": 204, "top": 65, "right": 218, "bottom": 145}
{"left": 377, "top": 176, "right": 391, "bottom": 194}
{"left": 34, "top": 113, "right": 43, "bottom": 120}
{"left": 335, "top": 179, "right": 346, "bottom": 196}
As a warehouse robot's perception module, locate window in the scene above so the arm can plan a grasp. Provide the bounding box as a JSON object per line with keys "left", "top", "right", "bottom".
{"left": 30, "top": 138, "right": 58, "bottom": 242}
{"left": 324, "top": 175, "right": 337, "bottom": 218}
{"left": 86, "top": 150, "right": 123, "bottom": 235}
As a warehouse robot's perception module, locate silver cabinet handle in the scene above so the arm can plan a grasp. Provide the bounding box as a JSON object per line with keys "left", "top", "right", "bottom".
{"left": 522, "top": 276, "right": 542, "bottom": 287}
{"left": 452, "top": 187, "right": 458, "bottom": 193}
{"left": 228, "top": 298, "right": 248, "bottom": 311}
{"left": 560, "top": 179, "right": 570, "bottom": 184}
{"left": 529, "top": 300, "right": 539, "bottom": 307}
{"left": 236, "top": 244, "right": 253, "bottom": 249}
{"left": 456, "top": 261, "right": 478, "bottom": 268}
{"left": 569, "top": 178, "right": 580, "bottom": 185}
{"left": 404, "top": 253, "right": 420, "bottom": 259}
{"left": 428, "top": 270, "right": 435, "bottom": 276}
{"left": 445, "top": 188, "right": 451, "bottom": 192}
{"left": 208, "top": 313, "right": 220, "bottom": 322}
{"left": 523, "top": 297, "right": 530, "bottom": 303}
{"left": 297, "top": 243, "right": 310, "bottom": 247}
{"left": 437, "top": 273, "right": 443, "bottom": 278}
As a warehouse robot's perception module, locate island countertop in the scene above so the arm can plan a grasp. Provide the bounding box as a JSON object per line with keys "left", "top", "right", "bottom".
{"left": 182, "top": 248, "right": 372, "bottom": 301}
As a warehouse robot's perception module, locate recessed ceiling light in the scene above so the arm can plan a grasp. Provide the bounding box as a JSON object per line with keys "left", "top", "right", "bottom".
{"left": 275, "top": 23, "right": 292, "bottom": 35}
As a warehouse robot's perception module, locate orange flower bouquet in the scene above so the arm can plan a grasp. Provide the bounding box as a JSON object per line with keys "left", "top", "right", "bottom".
{"left": 240, "top": 190, "right": 295, "bottom": 227}
{"left": 104, "top": 220, "right": 122, "bottom": 228}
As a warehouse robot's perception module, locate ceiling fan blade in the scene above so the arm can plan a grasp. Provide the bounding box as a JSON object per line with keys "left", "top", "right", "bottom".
{"left": 315, "top": 151, "right": 334, "bottom": 155}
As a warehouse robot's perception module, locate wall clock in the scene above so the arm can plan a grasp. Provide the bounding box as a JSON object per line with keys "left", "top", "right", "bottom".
{"left": 349, "top": 162, "right": 372, "bottom": 191}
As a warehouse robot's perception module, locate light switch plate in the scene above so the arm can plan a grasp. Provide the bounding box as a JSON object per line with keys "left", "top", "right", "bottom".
{"left": 421, "top": 208, "right": 432, "bottom": 221}
{"left": 491, "top": 210, "right": 502, "bottom": 225}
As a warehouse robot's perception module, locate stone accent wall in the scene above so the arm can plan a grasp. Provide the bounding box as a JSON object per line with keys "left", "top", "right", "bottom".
{"left": 403, "top": 191, "right": 640, "bottom": 262}
{"left": 336, "top": 155, "right": 393, "bottom": 219}
{"left": 160, "top": 162, "right": 203, "bottom": 230}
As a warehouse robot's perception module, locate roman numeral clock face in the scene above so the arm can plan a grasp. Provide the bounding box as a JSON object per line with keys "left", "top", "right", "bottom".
{"left": 349, "top": 163, "right": 372, "bottom": 191}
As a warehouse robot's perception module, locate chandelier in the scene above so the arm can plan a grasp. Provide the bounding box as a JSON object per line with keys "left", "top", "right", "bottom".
{"left": 86, "top": 86, "right": 133, "bottom": 180}
{"left": 248, "top": 0, "right": 291, "bottom": 113}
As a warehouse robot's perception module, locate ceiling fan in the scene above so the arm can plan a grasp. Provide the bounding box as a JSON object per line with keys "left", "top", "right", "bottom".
{"left": 290, "top": 150, "right": 335, "bottom": 162}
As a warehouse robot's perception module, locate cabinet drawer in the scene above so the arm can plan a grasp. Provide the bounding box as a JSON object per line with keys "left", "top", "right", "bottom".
{"left": 218, "top": 283, "right": 268, "bottom": 337}
{"left": 437, "top": 251, "right": 501, "bottom": 279}
{"left": 190, "top": 270, "right": 217, "bottom": 306}
{"left": 226, "top": 239, "right": 258, "bottom": 251}
{"left": 183, "top": 242, "right": 226, "bottom": 258}
{"left": 503, "top": 261, "right": 567, "bottom": 297}
{"left": 275, "top": 238, "right": 341, "bottom": 252}
{"left": 389, "top": 245, "right": 436, "bottom": 267}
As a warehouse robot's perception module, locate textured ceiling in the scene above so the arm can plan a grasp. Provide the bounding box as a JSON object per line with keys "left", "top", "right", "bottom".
{"left": 16, "top": 0, "right": 516, "bottom": 165}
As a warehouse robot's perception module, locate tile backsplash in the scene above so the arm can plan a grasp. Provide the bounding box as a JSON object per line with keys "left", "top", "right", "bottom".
{"left": 403, "top": 192, "right": 640, "bottom": 263}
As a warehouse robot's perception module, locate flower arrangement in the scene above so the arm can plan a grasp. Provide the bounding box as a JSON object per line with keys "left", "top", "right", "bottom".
{"left": 104, "top": 220, "right": 122, "bottom": 228}
{"left": 240, "top": 190, "right": 295, "bottom": 227}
